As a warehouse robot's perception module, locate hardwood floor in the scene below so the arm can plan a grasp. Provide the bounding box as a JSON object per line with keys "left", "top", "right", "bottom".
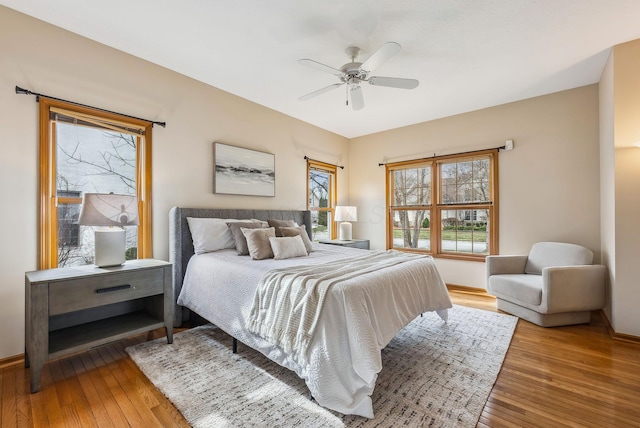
{"left": 2, "top": 291, "right": 639, "bottom": 427}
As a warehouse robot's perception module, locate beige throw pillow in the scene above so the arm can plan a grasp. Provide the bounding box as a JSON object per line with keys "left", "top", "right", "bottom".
{"left": 241, "top": 227, "right": 276, "bottom": 260}
{"left": 279, "top": 226, "right": 313, "bottom": 253}
{"left": 269, "top": 236, "right": 308, "bottom": 260}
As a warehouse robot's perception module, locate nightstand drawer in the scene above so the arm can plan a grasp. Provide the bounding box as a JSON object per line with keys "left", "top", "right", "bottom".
{"left": 49, "top": 269, "right": 164, "bottom": 316}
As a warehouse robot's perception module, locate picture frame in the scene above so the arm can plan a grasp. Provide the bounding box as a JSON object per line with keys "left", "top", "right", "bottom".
{"left": 213, "top": 142, "right": 275, "bottom": 197}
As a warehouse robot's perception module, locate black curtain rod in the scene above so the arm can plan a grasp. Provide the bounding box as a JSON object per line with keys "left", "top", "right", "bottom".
{"left": 378, "top": 145, "right": 506, "bottom": 166}
{"left": 304, "top": 156, "right": 344, "bottom": 169}
{"left": 15, "top": 86, "right": 166, "bottom": 128}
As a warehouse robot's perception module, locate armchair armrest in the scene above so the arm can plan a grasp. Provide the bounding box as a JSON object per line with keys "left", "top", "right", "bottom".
{"left": 542, "top": 265, "right": 607, "bottom": 313}
{"left": 486, "top": 255, "right": 528, "bottom": 279}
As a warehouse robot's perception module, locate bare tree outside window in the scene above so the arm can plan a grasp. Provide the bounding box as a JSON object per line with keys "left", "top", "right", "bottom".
{"left": 308, "top": 161, "right": 336, "bottom": 240}
{"left": 391, "top": 166, "right": 431, "bottom": 249}
{"left": 56, "top": 124, "right": 138, "bottom": 267}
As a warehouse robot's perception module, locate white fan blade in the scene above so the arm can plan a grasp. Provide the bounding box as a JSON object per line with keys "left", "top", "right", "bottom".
{"left": 298, "top": 83, "right": 344, "bottom": 101}
{"left": 349, "top": 85, "right": 364, "bottom": 110}
{"left": 298, "top": 59, "right": 344, "bottom": 77}
{"left": 359, "top": 42, "right": 401, "bottom": 74}
{"left": 368, "top": 76, "right": 419, "bottom": 89}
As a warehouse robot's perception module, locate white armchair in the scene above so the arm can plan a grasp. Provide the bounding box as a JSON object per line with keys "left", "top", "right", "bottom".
{"left": 486, "top": 242, "right": 606, "bottom": 327}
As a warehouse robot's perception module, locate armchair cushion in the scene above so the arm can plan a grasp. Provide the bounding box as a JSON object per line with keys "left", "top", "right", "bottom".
{"left": 524, "top": 242, "right": 593, "bottom": 275}
{"left": 487, "top": 274, "right": 542, "bottom": 306}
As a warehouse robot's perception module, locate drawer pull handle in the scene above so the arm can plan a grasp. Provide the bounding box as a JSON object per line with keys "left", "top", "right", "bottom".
{"left": 96, "top": 284, "right": 131, "bottom": 294}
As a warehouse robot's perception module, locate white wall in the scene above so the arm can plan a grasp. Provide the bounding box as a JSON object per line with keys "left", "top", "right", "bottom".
{"left": 599, "top": 51, "right": 615, "bottom": 323}
{"left": 614, "top": 148, "right": 640, "bottom": 335}
{"left": 0, "top": 7, "right": 349, "bottom": 359}
{"left": 606, "top": 38, "right": 640, "bottom": 337}
{"left": 349, "top": 86, "right": 602, "bottom": 289}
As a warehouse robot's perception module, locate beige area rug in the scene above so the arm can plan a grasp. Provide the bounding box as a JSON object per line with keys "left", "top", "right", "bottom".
{"left": 126, "top": 305, "right": 517, "bottom": 427}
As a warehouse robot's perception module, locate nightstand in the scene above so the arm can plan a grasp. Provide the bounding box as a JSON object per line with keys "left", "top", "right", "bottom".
{"left": 319, "top": 239, "right": 370, "bottom": 250}
{"left": 25, "top": 259, "right": 173, "bottom": 393}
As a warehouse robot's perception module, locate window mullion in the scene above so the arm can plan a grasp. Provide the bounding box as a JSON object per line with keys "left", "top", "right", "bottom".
{"left": 432, "top": 163, "right": 439, "bottom": 255}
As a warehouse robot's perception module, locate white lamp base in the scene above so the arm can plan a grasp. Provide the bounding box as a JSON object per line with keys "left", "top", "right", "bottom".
{"left": 94, "top": 229, "right": 126, "bottom": 267}
{"left": 338, "top": 222, "right": 352, "bottom": 241}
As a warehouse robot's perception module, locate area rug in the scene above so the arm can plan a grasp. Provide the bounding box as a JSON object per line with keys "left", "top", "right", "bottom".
{"left": 126, "top": 305, "right": 517, "bottom": 427}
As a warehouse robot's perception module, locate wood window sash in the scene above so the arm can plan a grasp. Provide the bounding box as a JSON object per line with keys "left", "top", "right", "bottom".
{"left": 306, "top": 159, "right": 338, "bottom": 239}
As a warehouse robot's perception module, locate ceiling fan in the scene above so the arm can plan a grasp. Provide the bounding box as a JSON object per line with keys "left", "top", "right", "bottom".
{"left": 298, "top": 41, "right": 419, "bottom": 111}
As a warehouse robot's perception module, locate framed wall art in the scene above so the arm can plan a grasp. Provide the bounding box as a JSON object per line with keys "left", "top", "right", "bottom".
{"left": 213, "top": 142, "right": 275, "bottom": 197}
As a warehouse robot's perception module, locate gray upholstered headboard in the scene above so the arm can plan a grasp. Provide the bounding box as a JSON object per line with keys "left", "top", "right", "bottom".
{"left": 168, "top": 207, "right": 313, "bottom": 326}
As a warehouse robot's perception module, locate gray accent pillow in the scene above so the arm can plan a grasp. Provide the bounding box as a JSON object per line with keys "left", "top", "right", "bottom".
{"left": 242, "top": 227, "right": 276, "bottom": 260}
{"left": 267, "top": 219, "right": 298, "bottom": 237}
{"left": 279, "top": 225, "right": 313, "bottom": 253}
{"left": 227, "top": 221, "right": 264, "bottom": 255}
{"left": 269, "top": 236, "right": 308, "bottom": 260}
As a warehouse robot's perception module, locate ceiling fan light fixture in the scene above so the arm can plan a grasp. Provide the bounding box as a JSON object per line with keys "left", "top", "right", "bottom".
{"left": 298, "top": 41, "right": 419, "bottom": 110}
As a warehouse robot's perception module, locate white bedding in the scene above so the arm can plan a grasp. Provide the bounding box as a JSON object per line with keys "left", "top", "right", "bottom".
{"left": 177, "top": 243, "right": 452, "bottom": 418}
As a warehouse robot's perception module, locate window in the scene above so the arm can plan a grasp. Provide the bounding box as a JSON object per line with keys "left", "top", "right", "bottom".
{"left": 307, "top": 160, "right": 337, "bottom": 240}
{"left": 39, "top": 98, "right": 153, "bottom": 269}
{"left": 386, "top": 149, "right": 498, "bottom": 260}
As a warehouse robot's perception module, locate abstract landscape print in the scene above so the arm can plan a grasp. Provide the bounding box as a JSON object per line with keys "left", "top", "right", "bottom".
{"left": 214, "top": 142, "right": 275, "bottom": 196}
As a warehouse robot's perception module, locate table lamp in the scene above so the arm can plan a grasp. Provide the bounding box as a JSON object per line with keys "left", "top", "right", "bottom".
{"left": 334, "top": 206, "right": 357, "bottom": 241}
{"left": 78, "top": 193, "right": 139, "bottom": 267}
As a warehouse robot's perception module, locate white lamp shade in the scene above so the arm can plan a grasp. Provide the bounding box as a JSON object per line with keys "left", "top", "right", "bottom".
{"left": 79, "top": 193, "right": 139, "bottom": 226}
{"left": 334, "top": 206, "right": 357, "bottom": 222}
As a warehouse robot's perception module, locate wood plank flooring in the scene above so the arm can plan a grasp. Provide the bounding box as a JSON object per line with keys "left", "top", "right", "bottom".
{"left": 2, "top": 291, "right": 639, "bottom": 427}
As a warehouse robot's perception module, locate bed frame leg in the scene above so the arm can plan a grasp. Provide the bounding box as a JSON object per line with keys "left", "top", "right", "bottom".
{"left": 232, "top": 337, "right": 238, "bottom": 354}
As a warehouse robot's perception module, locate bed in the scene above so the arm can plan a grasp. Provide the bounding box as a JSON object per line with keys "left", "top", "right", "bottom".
{"left": 169, "top": 207, "right": 452, "bottom": 418}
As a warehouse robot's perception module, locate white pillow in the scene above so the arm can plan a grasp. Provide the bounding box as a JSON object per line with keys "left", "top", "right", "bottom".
{"left": 269, "top": 235, "right": 308, "bottom": 260}
{"left": 187, "top": 217, "right": 254, "bottom": 254}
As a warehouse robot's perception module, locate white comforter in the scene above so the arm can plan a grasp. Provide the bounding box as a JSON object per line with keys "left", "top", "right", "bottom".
{"left": 177, "top": 243, "right": 452, "bottom": 418}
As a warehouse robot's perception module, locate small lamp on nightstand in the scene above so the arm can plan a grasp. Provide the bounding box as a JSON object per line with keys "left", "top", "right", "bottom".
{"left": 78, "top": 193, "right": 139, "bottom": 267}
{"left": 334, "top": 205, "right": 357, "bottom": 241}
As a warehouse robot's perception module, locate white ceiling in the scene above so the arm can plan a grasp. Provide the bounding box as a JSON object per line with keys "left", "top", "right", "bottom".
{"left": 3, "top": 0, "right": 640, "bottom": 138}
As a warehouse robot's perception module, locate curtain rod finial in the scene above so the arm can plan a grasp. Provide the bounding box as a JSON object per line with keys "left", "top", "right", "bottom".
{"left": 15, "top": 86, "right": 31, "bottom": 95}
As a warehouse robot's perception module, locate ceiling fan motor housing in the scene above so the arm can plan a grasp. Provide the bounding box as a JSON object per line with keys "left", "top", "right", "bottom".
{"left": 340, "top": 62, "right": 365, "bottom": 84}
